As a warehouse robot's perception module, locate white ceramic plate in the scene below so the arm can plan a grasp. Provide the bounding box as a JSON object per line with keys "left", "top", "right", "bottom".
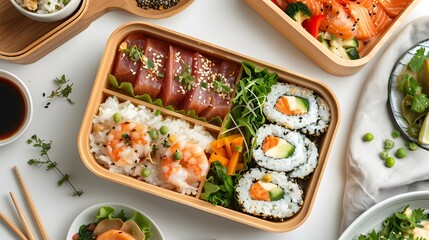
{"left": 388, "top": 39, "right": 429, "bottom": 150}
{"left": 66, "top": 203, "right": 165, "bottom": 240}
{"left": 339, "top": 191, "right": 429, "bottom": 240}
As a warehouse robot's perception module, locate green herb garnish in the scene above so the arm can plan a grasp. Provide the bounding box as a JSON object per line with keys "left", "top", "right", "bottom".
{"left": 122, "top": 45, "right": 144, "bottom": 62}
{"left": 122, "top": 133, "right": 131, "bottom": 146}
{"left": 356, "top": 206, "right": 429, "bottom": 240}
{"left": 409, "top": 48, "right": 429, "bottom": 72}
{"left": 213, "top": 75, "right": 231, "bottom": 93}
{"left": 47, "top": 74, "right": 75, "bottom": 104}
{"left": 146, "top": 59, "right": 155, "bottom": 69}
{"left": 175, "top": 63, "right": 194, "bottom": 91}
{"left": 399, "top": 74, "right": 429, "bottom": 113}
{"left": 26, "top": 135, "right": 83, "bottom": 196}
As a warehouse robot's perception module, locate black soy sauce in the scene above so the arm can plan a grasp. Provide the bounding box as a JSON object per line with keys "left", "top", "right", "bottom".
{"left": 0, "top": 77, "right": 27, "bottom": 140}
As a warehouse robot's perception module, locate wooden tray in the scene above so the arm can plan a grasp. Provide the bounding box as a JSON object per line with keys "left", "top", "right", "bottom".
{"left": 0, "top": 0, "right": 194, "bottom": 64}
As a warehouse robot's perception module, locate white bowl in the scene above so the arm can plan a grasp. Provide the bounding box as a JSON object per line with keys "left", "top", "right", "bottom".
{"left": 0, "top": 70, "right": 33, "bottom": 147}
{"left": 66, "top": 203, "right": 165, "bottom": 240}
{"left": 10, "top": 0, "right": 82, "bottom": 22}
{"left": 339, "top": 191, "right": 429, "bottom": 239}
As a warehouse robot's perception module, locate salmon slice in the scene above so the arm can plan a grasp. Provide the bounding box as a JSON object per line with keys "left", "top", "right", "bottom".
{"left": 262, "top": 135, "right": 280, "bottom": 153}
{"left": 379, "top": 0, "right": 410, "bottom": 18}
{"left": 200, "top": 61, "right": 240, "bottom": 120}
{"left": 112, "top": 33, "right": 146, "bottom": 85}
{"left": 158, "top": 46, "right": 194, "bottom": 108}
{"left": 351, "top": 0, "right": 374, "bottom": 10}
{"left": 348, "top": 2, "right": 377, "bottom": 40}
{"left": 133, "top": 38, "right": 169, "bottom": 98}
{"left": 249, "top": 181, "right": 270, "bottom": 201}
{"left": 369, "top": 2, "right": 392, "bottom": 33}
{"left": 288, "top": 0, "right": 325, "bottom": 16}
{"left": 181, "top": 53, "right": 216, "bottom": 114}
{"left": 319, "top": 0, "right": 357, "bottom": 39}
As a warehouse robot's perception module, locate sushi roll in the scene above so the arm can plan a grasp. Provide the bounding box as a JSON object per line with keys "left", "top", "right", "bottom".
{"left": 253, "top": 124, "right": 311, "bottom": 172}
{"left": 236, "top": 168, "right": 303, "bottom": 219}
{"left": 288, "top": 137, "right": 318, "bottom": 179}
{"left": 263, "top": 83, "right": 318, "bottom": 130}
{"left": 300, "top": 95, "right": 331, "bottom": 136}
{"left": 263, "top": 83, "right": 331, "bottom": 136}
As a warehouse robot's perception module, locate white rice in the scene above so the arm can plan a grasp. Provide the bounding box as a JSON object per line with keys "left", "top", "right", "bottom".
{"left": 236, "top": 168, "right": 303, "bottom": 219}
{"left": 263, "top": 83, "right": 318, "bottom": 130}
{"left": 15, "top": 0, "right": 70, "bottom": 14}
{"left": 90, "top": 96, "right": 215, "bottom": 194}
{"left": 288, "top": 137, "right": 318, "bottom": 179}
{"left": 300, "top": 95, "right": 331, "bottom": 136}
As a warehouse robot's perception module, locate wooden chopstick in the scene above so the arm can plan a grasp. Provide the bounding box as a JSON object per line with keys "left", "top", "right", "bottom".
{"left": 0, "top": 211, "right": 29, "bottom": 240}
{"left": 13, "top": 166, "right": 49, "bottom": 240}
{"left": 9, "top": 192, "right": 35, "bottom": 240}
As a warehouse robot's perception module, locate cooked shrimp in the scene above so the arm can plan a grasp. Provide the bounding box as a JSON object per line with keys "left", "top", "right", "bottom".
{"left": 106, "top": 122, "right": 151, "bottom": 167}
{"left": 161, "top": 142, "right": 209, "bottom": 194}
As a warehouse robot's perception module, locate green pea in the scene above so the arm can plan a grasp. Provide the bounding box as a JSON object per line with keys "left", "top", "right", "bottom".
{"left": 159, "top": 126, "right": 169, "bottom": 136}
{"left": 391, "top": 129, "right": 400, "bottom": 138}
{"left": 363, "top": 133, "right": 374, "bottom": 142}
{"left": 149, "top": 129, "right": 158, "bottom": 140}
{"left": 173, "top": 150, "right": 182, "bottom": 160}
{"left": 141, "top": 168, "right": 151, "bottom": 177}
{"left": 408, "top": 142, "right": 418, "bottom": 151}
{"left": 113, "top": 113, "right": 122, "bottom": 123}
{"left": 384, "top": 139, "right": 395, "bottom": 149}
{"left": 395, "top": 148, "right": 407, "bottom": 159}
{"left": 385, "top": 157, "right": 395, "bottom": 168}
{"left": 154, "top": 110, "right": 160, "bottom": 116}
{"left": 379, "top": 151, "right": 389, "bottom": 160}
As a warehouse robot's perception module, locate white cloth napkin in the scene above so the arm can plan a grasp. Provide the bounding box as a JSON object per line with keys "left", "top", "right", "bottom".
{"left": 341, "top": 16, "right": 429, "bottom": 232}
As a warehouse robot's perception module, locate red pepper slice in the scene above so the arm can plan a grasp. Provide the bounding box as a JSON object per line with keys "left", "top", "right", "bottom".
{"left": 302, "top": 15, "right": 326, "bottom": 38}
{"left": 270, "top": 0, "right": 287, "bottom": 11}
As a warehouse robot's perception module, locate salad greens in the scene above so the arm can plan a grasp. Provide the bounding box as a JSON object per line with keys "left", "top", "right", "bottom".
{"left": 356, "top": 206, "right": 429, "bottom": 240}
{"left": 201, "top": 62, "right": 278, "bottom": 207}
{"left": 75, "top": 206, "right": 152, "bottom": 240}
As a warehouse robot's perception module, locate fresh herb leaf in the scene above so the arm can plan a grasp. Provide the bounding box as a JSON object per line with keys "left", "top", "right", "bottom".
{"left": 409, "top": 48, "right": 429, "bottom": 73}
{"left": 411, "top": 93, "right": 429, "bottom": 112}
{"left": 27, "top": 135, "right": 83, "bottom": 197}
{"left": 213, "top": 75, "right": 231, "bottom": 94}
{"left": 175, "top": 63, "right": 194, "bottom": 91}
{"left": 399, "top": 74, "right": 429, "bottom": 113}
{"left": 47, "top": 74, "right": 75, "bottom": 104}
{"left": 146, "top": 59, "right": 155, "bottom": 69}
{"left": 121, "top": 45, "right": 144, "bottom": 62}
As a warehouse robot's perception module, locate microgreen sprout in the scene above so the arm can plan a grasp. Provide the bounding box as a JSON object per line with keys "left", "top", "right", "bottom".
{"left": 46, "top": 74, "right": 75, "bottom": 105}
{"left": 26, "top": 135, "right": 83, "bottom": 196}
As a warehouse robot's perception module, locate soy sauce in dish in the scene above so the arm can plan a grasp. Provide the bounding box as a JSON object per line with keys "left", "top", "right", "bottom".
{"left": 0, "top": 77, "right": 27, "bottom": 140}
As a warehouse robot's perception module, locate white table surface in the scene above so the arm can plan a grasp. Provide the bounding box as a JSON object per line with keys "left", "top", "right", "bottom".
{"left": 1, "top": 1, "right": 428, "bottom": 239}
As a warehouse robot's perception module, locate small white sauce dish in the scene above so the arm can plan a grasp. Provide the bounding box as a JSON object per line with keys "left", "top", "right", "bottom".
{"left": 0, "top": 70, "right": 33, "bottom": 147}
{"left": 10, "top": 0, "right": 82, "bottom": 22}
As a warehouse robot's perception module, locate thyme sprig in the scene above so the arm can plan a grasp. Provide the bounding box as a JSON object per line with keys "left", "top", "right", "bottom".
{"left": 47, "top": 74, "right": 75, "bottom": 104}
{"left": 26, "top": 134, "right": 83, "bottom": 197}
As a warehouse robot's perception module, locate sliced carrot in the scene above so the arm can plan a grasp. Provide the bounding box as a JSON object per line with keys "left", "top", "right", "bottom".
{"left": 262, "top": 135, "right": 279, "bottom": 153}
{"left": 210, "top": 134, "right": 242, "bottom": 149}
{"left": 211, "top": 146, "right": 227, "bottom": 158}
{"left": 209, "top": 153, "right": 230, "bottom": 167}
{"left": 227, "top": 136, "right": 244, "bottom": 175}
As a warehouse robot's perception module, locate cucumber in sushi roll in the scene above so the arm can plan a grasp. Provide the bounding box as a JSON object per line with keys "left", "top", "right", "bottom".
{"left": 236, "top": 168, "right": 303, "bottom": 219}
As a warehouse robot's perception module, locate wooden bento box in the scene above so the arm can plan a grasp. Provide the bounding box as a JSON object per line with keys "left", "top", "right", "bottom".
{"left": 77, "top": 22, "right": 340, "bottom": 232}
{"left": 243, "top": 0, "right": 421, "bottom": 76}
